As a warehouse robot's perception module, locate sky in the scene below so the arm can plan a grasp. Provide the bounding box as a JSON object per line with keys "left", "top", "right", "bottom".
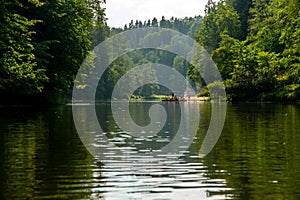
{"left": 104, "top": 0, "right": 209, "bottom": 28}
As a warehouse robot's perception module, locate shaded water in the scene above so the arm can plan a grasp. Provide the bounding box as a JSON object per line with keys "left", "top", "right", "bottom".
{"left": 0, "top": 102, "right": 300, "bottom": 199}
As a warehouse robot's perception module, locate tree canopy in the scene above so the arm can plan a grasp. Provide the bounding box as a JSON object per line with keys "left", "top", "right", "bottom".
{"left": 0, "top": 0, "right": 106, "bottom": 103}
{"left": 189, "top": 0, "right": 300, "bottom": 101}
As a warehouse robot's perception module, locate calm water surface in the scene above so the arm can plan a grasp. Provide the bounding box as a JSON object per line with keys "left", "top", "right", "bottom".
{"left": 0, "top": 102, "right": 300, "bottom": 199}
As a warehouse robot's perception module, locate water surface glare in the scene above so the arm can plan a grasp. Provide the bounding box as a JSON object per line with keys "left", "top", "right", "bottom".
{"left": 0, "top": 103, "right": 300, "bottom": 199}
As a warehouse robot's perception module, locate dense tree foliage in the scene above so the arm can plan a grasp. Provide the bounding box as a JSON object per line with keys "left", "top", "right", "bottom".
{"left": 189, "top": 0, "right": 300, "bottom": 101}
{"left": 226, "top": 0, "right": 252, "bottom": 40}
{"left": 0, "top": 0, "right": 47, "bottom": 95}
{"left": 1, "top": 0, "right": 299, "bottom": 103}
{"left": 0, "top": 0, "right": 106, "bottom": 103}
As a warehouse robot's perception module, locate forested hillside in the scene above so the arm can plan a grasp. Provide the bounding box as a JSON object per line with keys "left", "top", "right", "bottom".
{"left": 1, "top": 0, "right": 299, "bottom": 103}
{"left": 189, "top": 0, "right": 300, "bottom": 101}
{"left": 94, "top": 16, "right": 202, "bottom": 99}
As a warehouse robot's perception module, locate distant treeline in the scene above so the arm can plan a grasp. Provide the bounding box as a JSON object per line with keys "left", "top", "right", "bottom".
{"left": 114, "top": 16, "right": 202, "bottom": 37}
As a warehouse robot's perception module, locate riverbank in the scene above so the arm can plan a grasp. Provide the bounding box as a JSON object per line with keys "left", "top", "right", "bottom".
{"left": 130, "top": 94, "right": 210, "bottom": 101}
{"left": 0, "top": 93, "right": 71, "bottom": 107}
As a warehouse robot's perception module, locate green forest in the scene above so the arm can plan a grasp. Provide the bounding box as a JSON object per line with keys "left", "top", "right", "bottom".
{"left": 1, "top": 0, "right": 299, "bottom": 103}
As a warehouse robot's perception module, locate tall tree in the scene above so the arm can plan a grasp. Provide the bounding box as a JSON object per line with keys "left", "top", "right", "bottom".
{"left": 33, "top": 0, "right": 106, "bottom": 102}
{"left": 226, "top": 0, "right": 253, "bottom": 40}
{"left": 195, "top": 0, "right": 241, "bottom": 53}
{"left": 151, "top": 17, "right": 158, "bottom": 27}
{"left": 0, "top": 0, "right": 48, "bottom": 96}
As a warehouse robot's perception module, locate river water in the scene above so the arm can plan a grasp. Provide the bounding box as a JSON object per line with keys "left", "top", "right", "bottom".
{"left": 0, "top": 102, "right": 300, "bottom": 199}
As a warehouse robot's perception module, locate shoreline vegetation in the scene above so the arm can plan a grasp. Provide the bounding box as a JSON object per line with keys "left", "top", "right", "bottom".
{"left": 1, "top": 0, "right": 299, "bottom": 104}
{"left": 130, "top": 94, "right": 210, "bottom": 102}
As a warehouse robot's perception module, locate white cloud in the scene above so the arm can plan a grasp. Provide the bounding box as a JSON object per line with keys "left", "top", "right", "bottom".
{"left": 104, "top": 0, "right": 209, "bottom": 28}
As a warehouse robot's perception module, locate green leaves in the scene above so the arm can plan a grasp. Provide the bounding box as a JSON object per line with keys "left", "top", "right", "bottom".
{"left": 0, "top": 0, "right": 106, "bottom": 102}
{"left": 0, "top": 0, "right": 48, "bottom": 94}
{"left": 190, "top": 0, "right": 300, "bottom": 101}
{"left": 195, "top": 1, "right": 242, "bottom": 53}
